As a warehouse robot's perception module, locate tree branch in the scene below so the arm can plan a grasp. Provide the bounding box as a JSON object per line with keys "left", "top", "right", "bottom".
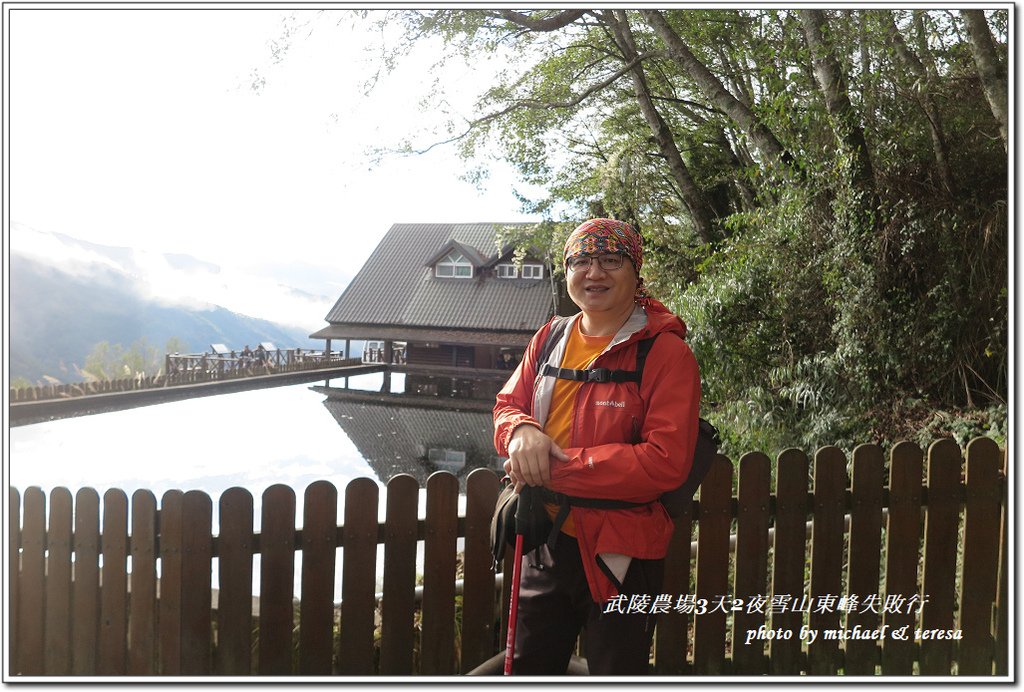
{"left": 400, "top": 52, "right": 658, "bottom": 155}
{"left": 491, "top": 9, "right": 587, "bottom": 32}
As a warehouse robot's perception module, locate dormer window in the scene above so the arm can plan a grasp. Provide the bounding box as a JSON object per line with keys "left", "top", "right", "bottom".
{"left": 497, "top": 263, "right": 518, "bottom": 279}
{"left": 522, "top": 264, "right": 544, "bottom": 280}
{"left": 435, "top": 251, "right": 473, "bottom": 278}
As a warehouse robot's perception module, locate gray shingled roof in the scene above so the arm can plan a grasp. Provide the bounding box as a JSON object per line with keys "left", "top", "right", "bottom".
{"left": 323, "top": 223, "right": 554, "bottom": 333}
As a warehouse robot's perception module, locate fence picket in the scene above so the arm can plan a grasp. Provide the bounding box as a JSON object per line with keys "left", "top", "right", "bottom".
{"left": 770, "top": 449, "right": 809, "bottom": 675}
{"left": 158, "top": 490, "right": 184, "bottom": 675}
{"left": 258, "top": 484, "right": 296, "bottom": 675}
{"left": 958, "top": 438, "right": 1001, "bottom": 675}
{"left": 180, "top": 491, "right": 213, "bottom": 674}
{"left": 299, "top": 481, "right": 339, "bottom": 675}
{"left": 45, "top": 488, "right": 74, "bottom": 675}
{"left": 808, "top": 447, "right": 846, "bottom": 675}
{"left": 844, "top": 444, "right": 884, "bottom": 675}
{"left": 337, "top": 478, "right": 379, "bottom": 675}
{"left": 5, "top": 436, "right": 1009, "bottom": 678}
{"left": 420, "top": 472, "right": 459, "bottom": 675}
{"left": 9, "top": 489, "right": 20, "bottom": 672}
{"left": 98, "top": 489, "right": 129, "bottom": 675}
{"left": 72, "top": 488, "right": 101, "bottom": 675}
{"left": 17, "top": 487, "right": 46, "bottom": 675}
{"left": 693, "top": 455, "right": 732, "bottom": 674}
{"left": 994, "top": 447, "right": 1008, "bottom": 676}
{"left": 461, "top": 469, "right": 500, "bottom": 673}
{"left": 379, "top": 474, "right": 419, "bottom": 675}
{"left": 732, "top": 452, "right": 771, "bottom": 675}
{"left": 881, "top": 441, "right": 923, "bottom": 675}
{"left": 128, "top": 490, "right": 158, "bottom": 675}
{"left": 919, "top": 439, "right": 961, "bottom": 675}
{"left": 654, "top": 494, "right": 694, "bottom": 674}
{"left": 216, "top": 487, "right": 254, "bottom": 675}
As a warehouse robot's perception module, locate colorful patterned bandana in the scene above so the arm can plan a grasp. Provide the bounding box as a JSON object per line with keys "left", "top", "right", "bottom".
{"left": 564, "top": 218, "right": 653, "bottom": 303}
{"left": 563, "top": 218, "right": 643, "bottom": 272}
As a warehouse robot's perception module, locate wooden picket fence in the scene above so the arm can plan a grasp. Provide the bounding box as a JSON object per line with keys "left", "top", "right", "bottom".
{"left": 8, "top": 437, "right": 1008, "bottom": 677}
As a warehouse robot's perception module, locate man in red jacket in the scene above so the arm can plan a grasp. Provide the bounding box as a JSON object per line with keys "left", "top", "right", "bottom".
{"left": 493, "top": 218, "right": 701, "bottom": 675}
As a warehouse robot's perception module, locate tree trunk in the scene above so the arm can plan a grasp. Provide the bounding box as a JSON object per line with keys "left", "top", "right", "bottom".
{"left": 858, "top": 12, "right": 875, "bottom": 129}
{"left": 962, "top": 9, "right": 1008, "bottom": 152}
{"left": 714, "top": 128, "right": 759, "bottom": 213}
{"left": 641, "top": 9, "right": 794, "bottom": 170}
{"left": 912, "top": 11, "right": 940, "bottom": 78}
{"left": 798, "top": 9, "right": 876, "bottom": 194}
{"left": 605, "top": 10, "right": 720, "bottom": 244}
{"left": 882, "top": 13, "right": 956, "bottom": 196}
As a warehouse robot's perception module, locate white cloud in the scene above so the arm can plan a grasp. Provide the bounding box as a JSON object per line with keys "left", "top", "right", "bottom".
{"left": 9, "top": 8, "right": 538, "bottom": 285}
{"left": 13, "top": 221, "right": 333, "bottom": 331}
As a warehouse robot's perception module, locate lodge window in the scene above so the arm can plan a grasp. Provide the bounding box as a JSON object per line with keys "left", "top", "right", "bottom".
{"left": 522, "top": 264, "right": 544, "bottom": 279}
{"left": 435, "top": 251, "right": 473, "bottom": 278}
{"left": 497, "top": 263, "right": 518, "bottom": 279}
{"left": 428, "top": 448, "right": 467, "bottom": 465}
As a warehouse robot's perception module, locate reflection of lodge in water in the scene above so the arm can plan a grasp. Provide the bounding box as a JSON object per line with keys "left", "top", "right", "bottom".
{"left": 314, "top": 373, "right": 509, "bottom": 488}
{"left": 308, "top": 222, "right": 579, "bottom": 490}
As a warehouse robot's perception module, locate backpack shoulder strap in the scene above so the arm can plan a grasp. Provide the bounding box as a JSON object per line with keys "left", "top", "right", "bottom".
{"left": 634, "top": 335, "right": 656, "bottom": 387}
{"left": 538, "top": 323, "right": 669, "bottom": 386}
{"left": 535, "top": 316, "right": 572, "bottom": 371}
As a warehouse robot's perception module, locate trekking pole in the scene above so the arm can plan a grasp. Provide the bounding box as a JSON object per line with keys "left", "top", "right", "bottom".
{"left": 503, "top": 484, "right": 532, "bottom": 675}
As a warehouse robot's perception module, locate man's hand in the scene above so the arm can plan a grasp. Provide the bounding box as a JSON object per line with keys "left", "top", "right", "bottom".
{"left": 504, "top": 424, "right": 568, "bottom": 491}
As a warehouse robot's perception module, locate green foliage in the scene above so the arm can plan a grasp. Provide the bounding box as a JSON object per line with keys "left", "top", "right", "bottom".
{"left": 370, "top": 8, "right": 1007, "bottom": 455}
{"left": 910, "top": 405, "right": 1007, "bottom": 450}
{"left": 83, "top": 337, "right": 190, "bottom": 380}
{"left": 495, "top": 220, "right": 573, "bottom": 272}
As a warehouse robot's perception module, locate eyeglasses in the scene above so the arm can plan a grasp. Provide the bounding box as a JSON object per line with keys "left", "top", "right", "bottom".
{"left": 566, "top": 254, "right": 627, "bottom": 272}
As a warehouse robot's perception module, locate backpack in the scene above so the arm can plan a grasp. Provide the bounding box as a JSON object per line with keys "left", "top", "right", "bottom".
{"left": 490, "top": 316, "right": 720, "bottom": 564}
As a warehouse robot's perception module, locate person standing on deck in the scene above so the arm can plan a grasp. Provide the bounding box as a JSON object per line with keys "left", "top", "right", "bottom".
{"left": 493, "top": 218, "right": 701, "bottom": 675}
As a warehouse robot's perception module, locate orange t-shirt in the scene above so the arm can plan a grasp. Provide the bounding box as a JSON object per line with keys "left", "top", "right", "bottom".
{"left": 543, "top": 320, "right": 613, "bottom": 536}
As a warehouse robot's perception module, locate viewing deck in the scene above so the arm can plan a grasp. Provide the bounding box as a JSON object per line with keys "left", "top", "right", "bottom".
{"left": 8, "top": 351, "right": 375, "bottom": 427}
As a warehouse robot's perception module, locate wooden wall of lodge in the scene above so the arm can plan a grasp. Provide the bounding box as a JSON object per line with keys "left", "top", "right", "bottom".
{"left": 8, "top": 437, "right": 1008, "bottom": 676}
{"left": 401, "top": 343, "right": 504, "bottom": 370}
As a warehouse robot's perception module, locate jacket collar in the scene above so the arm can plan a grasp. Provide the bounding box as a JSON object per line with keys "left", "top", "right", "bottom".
{"left": 565, "top": 305, "right": 648, "bottom": 358}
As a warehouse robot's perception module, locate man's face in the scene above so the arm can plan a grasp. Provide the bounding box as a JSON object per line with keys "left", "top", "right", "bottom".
{"left": 566, "top": 253, "right": 638, "bottom": 317}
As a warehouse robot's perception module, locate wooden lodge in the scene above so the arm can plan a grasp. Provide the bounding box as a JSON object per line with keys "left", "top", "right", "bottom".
{"left": 310, "top": 223, "right": 575, "bottom": 370}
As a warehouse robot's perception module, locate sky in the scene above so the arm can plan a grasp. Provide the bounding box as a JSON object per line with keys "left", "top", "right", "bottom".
{"left": 6, "top": 5, "right": 540, "bottom": 330}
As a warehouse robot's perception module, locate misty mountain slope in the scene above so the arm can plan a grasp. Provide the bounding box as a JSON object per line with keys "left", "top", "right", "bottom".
{"left": 10, "top": 254, "right": 319, "bottom": 383}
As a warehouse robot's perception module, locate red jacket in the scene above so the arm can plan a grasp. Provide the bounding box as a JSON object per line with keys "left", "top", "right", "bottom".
{"left": 493, "top": 300, "right": 701, "bottom": 602}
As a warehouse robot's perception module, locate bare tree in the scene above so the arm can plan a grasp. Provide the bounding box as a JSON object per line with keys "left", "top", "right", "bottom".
{"left": 641, "top": 9, "right": 795, "bottom": 171}
{"left": 604, "top": 10, "right": 720, "bottom": 243}
{"left": 798, "top": 9, "right": 875, "bottom": 194}
{"left": 881, "top": 12, "right": 956, "bottom": 196}
{"left": 962, "top": 9, "right": 1008, "bottom": 152}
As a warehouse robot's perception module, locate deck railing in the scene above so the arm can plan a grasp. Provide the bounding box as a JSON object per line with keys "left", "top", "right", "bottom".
{"left": 8, "top": 437, "right": 1007, "bottom": 676}
{"left": 9, "top": 351, "right": 359, "bottom": 403}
